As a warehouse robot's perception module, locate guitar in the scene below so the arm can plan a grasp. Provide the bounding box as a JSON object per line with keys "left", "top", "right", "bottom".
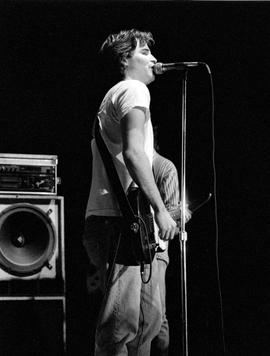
{"left": 129, "top": 190, "right": 212, "bottom": 257}
{"left": 127, "top": 189, "right": 187, "bottom": 260}
{"left": 127, "top": 187, "right": 157, "bottom": 264}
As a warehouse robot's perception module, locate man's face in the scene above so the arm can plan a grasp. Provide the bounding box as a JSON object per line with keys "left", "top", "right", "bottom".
{"left": 124, "top": 41, "right": 157, "bottom": 85}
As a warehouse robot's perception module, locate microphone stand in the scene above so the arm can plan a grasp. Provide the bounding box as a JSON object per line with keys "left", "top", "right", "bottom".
{"left": 179, "top": 69, "right": 188, "bottom": 356}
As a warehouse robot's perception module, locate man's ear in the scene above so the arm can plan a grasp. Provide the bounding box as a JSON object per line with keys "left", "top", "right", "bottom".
{"left": 121, "top": 57, "right": 128, "bottom": 68}
{"left": 120, "top": 57, "right": 128, "bottom": 75}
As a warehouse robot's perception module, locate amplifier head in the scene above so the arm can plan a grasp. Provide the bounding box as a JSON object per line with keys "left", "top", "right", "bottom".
{"left": 0, "top": 153, "right": 59, "bottom": 195}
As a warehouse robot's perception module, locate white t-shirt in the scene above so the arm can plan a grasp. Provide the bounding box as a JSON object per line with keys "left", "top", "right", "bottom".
{"left": 85, "top": 79, "right": 154, "bottom": 217}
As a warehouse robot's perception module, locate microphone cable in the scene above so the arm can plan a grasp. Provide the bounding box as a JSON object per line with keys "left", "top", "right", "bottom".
{"left": 202, "top": 62, "right": 227, "bottom": 355}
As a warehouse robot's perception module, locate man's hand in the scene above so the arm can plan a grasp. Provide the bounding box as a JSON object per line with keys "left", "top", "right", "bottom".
{"left": 155, "top": 209, "right": 177, "bottom": 241}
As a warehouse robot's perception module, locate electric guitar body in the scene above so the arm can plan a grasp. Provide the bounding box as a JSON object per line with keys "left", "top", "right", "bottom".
{"left": 127, "top": 188, "right": 157, "bottom": 264}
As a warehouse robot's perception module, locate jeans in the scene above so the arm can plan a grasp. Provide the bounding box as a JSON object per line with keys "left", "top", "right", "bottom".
{"left": 83, "top": 215, "right": 162, "bottom": 356}
{"left": 151, "top": 256, "right": 169, "bottom": 356}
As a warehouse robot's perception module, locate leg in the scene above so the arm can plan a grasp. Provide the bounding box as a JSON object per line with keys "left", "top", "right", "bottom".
{"left": 83, "top": 216, "right": 162, "bottom": 356}
{"left": 151, "top": 258, "right": 169, "bottom": 356}
{"left": 95, "top": 264, "right": 142, "bottom": 356}
{"left": 128, "top": 258, "right": 163, "bottom": 356}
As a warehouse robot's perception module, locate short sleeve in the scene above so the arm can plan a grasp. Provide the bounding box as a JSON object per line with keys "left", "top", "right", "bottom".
{"left": 114, "top": 80, "right": 150, "bottom": 119}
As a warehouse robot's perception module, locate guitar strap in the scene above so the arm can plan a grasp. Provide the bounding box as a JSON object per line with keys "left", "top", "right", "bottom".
{"left": 93, "top": 117, "right": 138, "bottom": 228}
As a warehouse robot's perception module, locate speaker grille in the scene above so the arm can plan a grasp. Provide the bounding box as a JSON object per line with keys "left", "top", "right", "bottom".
{"left": 0, "top": 203, "right": 56, "bottom": 277}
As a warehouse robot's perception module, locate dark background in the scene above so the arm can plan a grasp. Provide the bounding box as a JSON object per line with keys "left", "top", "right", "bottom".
{"left": 1, "top": 1, "right": 270, "bottom": 355}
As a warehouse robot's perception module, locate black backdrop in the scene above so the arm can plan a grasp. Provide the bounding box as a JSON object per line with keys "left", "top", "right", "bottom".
{"left": 1, "top": 1, "right": 270, "bottom": 355}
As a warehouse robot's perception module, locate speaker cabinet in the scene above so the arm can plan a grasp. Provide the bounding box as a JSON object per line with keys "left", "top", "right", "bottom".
{"left": 0, "top": 195, "right": 65, "bottom": 293}
{"left": 0, "top": 298, "right": 65, "bottom": 356}
{"left": 0, "top": 195, "right": 66, "bottom": 354}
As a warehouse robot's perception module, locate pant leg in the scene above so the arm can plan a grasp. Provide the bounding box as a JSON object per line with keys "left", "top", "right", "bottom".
{"left": 95, "top": 264, "right": 142, "bottom": 356}
{"left": 82, "top": 216, "right": 113, "bottom": 293}
{"left": 128, "top": 257, "right": 163, "bottom": 356}
{"left": 151, "top": 258, "right": 169, "bottom": 356}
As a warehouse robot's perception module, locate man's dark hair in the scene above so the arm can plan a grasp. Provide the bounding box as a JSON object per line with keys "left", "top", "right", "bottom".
{"left": 99, "top": 29, "right": 154, "bottom": 83}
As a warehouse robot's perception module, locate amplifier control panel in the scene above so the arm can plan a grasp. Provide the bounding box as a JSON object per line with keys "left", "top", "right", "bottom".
{"left": 0, "top": 154, "right": 59, "bottom": 195}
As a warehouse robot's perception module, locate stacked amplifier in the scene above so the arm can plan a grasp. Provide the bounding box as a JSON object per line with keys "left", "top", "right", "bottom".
{"left": 0, "top": 153, "right": 59, "bottom": 195}
{"left": 0, "top": 153, "right": 66, "bottom": 355}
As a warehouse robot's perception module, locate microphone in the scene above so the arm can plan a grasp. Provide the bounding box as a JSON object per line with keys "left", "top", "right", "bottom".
{"left": 153, "top": 62, "right": 201, "bottom": 75}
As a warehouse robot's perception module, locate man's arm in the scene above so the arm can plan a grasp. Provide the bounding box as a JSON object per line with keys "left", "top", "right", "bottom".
{"left": 159, "top": 166, "right": 192, "bottom": 223}
{"left": 121, "top": 108, "right": 176, "bottom": 241}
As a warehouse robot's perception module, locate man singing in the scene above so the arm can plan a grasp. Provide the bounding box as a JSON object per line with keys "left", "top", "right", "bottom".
{"left": 83, "top": 29, "right": 176, "bottom": 356}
